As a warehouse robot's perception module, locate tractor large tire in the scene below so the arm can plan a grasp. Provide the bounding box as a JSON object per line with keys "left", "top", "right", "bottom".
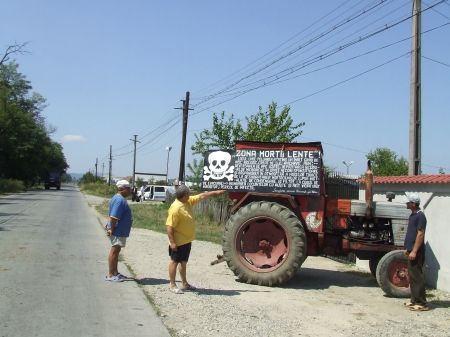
{"left": 376, "top": 250, "right": 410, "bottom": 298}
{"left": 223, "top": 201, "right": 306, "bottom": 286}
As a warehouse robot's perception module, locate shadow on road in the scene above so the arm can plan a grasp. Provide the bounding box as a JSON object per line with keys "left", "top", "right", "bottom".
{"left": 137, "top": 277, "right": 170, "bottom": 286}
{"left": 281, "top": 266, "right": 378, "bottom": 290}
{"left": 195, "top": 287, "right": 267, "bottom": 296}
{"left": 428, "top": 300, "right": 450, "bottom": 309}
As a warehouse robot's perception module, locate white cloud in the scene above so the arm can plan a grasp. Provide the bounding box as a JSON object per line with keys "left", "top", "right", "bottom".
{"left": 61, "top": 135, "right": 86, "bottom": 143}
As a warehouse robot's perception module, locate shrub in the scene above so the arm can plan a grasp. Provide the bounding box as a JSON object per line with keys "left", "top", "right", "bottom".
{"left": 0, "top": 178, "right": 26, "bottom": 193}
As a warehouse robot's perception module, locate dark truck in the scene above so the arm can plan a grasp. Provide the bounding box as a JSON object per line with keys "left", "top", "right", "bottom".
{"left": 44, "top": 171, "right": 61, "bottom": 190}
{"left": 202, "top": 141, "right": 411, "bottom": 298}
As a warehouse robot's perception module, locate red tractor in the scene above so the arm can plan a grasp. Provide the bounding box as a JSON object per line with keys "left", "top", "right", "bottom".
{"left": 203, "top": 141, "right": 411, "bottom": 297}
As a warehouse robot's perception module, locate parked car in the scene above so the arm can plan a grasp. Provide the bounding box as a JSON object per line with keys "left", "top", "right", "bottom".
{"left": 140, "top": 185, "right": 170, "bottom": 202}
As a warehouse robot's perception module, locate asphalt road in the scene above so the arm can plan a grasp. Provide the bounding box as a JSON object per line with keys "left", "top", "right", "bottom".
{"left": 0, "top": 186, "right": 170, "bottom": 337}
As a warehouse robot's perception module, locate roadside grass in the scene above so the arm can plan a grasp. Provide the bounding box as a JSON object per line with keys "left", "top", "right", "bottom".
{"left": 96, "top": 200, "right": 224, "bottom": 244}
{"left": 80, "top": 183, "right": 116, "bottom": 198}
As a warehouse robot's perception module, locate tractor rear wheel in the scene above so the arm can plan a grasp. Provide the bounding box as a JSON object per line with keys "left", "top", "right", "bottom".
{"left": 376, "top": 250, "right": 410, "bottom": 298}
{"left": 222, "top": 201, "right": 306, "bottom": 286}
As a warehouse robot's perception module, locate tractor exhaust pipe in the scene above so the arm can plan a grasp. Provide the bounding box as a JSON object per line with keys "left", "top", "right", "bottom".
{"left": 365, "top": 160, "right": 374, "bottom": 218}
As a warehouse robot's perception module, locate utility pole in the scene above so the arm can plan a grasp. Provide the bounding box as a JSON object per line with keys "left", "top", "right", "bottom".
{"left": 101, "top": 162, "right": 105, "bottom": 179}
{"left": 95, "top": 157, "right": 98, "bottom": 180}
{"left": 176, "top": 91, "right": 192, "bottom": 183}
{"left": 166, "top": 146, "right": 172, "bottom": 183}
{"left": 409, "top": 0, "right": 421, "bottom": 175}
{"left": 108, "top": 145, "right": 112, "bottom": 186}
{"left": 130, "top": 135, "right": 140, "bottom": 187}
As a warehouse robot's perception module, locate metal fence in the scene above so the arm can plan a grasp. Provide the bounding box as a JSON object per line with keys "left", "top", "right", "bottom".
{"left": 325, "top": 172, "right": 360, "bottom": 200}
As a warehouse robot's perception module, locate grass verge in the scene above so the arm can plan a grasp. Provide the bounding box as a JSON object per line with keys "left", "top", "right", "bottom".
{"left": 96, "top": 200, "right": 224, "bottom": 244}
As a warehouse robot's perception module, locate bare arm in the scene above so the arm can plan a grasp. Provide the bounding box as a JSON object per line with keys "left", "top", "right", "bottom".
{"left": 198, "top": 190, "right": 226, "bottom": 201}
{"left": 106, "top": 217, "right": 118, "bottom": 237}
{"left": 167, "top": 226, "right": 177, "bottom": 251}
{"left": 408, "top": 230, "right": 425, "bottom": 260}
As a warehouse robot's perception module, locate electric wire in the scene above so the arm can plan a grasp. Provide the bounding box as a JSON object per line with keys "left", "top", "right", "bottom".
{"left": 283, "top": 51, "right": 411, "bottom": 106}
{"left": 190, "top": 0, "right": 446, "bottom": 115}
{"left": 242, "top": 0, "right": 408, "bottom": 86}
{"left": 204, "top": 22, "right": 449, "bottom": 99}
{"left": 423, "top": 55, "right": 450, "bottom": 67}
{"left": 192, "top": 0, "right": 357, "bottom": 97}
{"left": 192, "top": 0, "right": 389, "bottom": 107}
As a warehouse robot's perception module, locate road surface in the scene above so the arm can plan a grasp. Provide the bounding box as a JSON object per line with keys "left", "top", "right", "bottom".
{"left": 0, "top": 186, "right": 170, "bottom": 337}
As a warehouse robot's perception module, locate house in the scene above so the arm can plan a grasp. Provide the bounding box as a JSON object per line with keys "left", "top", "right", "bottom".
{"left": 358, "top": 174, "right": 450, "bottom": 292}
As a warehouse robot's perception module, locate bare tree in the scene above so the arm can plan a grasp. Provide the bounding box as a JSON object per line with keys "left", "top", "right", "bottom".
{"left": 0, "top": 42, "right": 29, "bottom": 66}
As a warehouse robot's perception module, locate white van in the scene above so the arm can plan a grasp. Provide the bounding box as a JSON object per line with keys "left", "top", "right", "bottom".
{"left": 142, "top": 185, "right": 169, "bottom": 202}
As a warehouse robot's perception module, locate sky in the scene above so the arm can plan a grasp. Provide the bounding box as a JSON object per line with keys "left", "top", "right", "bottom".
{"left": 1, "top": 0, "right": 449, "bottom": 180}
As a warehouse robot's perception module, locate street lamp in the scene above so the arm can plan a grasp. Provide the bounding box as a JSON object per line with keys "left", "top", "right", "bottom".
{"left": 166, "top": 146, "right": 172, "bottom": 183}
{"left": 342, "top": 160, "right": 354, "bottom": 175}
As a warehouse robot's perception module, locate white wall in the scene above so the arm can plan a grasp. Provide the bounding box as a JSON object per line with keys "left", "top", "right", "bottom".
{"left": 357, "top": 184, "right": 450, "bottom": 292}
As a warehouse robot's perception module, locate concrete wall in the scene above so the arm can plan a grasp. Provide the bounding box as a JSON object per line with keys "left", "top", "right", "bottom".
{"left": 357, "top": 184, "right": 450, "bottom": 292}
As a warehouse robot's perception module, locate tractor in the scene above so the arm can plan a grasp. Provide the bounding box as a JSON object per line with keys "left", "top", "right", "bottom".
{"left": 202, "top": 141, "right": 411, "bottom": 297}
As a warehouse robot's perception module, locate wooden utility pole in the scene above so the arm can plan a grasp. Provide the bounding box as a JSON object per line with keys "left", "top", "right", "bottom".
{"left": 95, "top": 157, "right": 98, "bottom": 180}
{"left": 178, "top": 91, "right": 192, "bottom": 183}
{"left": 130, "top": 135, "right": 140, "bottom": 186}
{"left": 409, "top": 0, "right": 421, "bottom": 175}
{"left": 108, "top": 145, "right": 112, "bottom": 186}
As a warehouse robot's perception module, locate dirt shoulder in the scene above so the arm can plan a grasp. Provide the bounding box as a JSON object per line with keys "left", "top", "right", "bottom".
{"left": 84, "top": 193, "right": 450, "bottom": 337}
{"left": 124, "top": 228, "right": 450, "bottom": 337}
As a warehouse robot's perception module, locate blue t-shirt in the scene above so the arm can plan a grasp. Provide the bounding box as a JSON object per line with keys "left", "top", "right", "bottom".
{"left": 108, "top": 194, "right": 133, "bottom": 237}
{"left": 404, "top": 210, "right": 427, "bottom": 252}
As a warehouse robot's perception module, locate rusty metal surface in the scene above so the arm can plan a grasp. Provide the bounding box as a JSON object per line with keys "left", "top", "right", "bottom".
{"left": 237, "top": 217, "right": 288, "bottom": 271}
{"left": 349, "top": 241, "right": 403, "bottom": 252}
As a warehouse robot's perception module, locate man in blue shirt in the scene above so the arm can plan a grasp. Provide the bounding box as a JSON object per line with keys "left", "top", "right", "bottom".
{"left": 404, "top": 192, "right": 428, "bottom": 311}
{"left": 105, "top": 180, "right": 133, "bottom": 282}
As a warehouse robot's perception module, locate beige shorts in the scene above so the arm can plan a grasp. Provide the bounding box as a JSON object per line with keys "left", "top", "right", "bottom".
{"left": 110, "top": 235, "right": 127, "bottom": 247}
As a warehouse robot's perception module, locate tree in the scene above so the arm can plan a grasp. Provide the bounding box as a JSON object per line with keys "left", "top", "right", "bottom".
{"left": 0, "top": 42, "right": 29, "bottom": 66}
{"left": 0, "top": 60, "right": 68, "bottom": 185}
{"left": 191, "top": 111, "right": 244, "bottom": 155}
{"left": 366, "top": 148, "right": 408, "bottom": 176}
{"left": 243, "top": 102, "right": 304, "bottom": 142}
{"left": 78, "top": 171, "right": 97, "bottom": 184}
{"left": 186, "top": 158, "right": 204, "bottom": 190}
{"left": 191, "top": 101, "right": 304, "bottom": 154}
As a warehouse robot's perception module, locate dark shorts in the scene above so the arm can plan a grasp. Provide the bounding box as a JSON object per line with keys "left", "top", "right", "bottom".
{"left": 169, "top": 242, "right": 192, "bottom": 262}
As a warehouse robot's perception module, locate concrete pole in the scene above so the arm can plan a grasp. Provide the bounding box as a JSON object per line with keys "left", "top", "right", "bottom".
{"left": 409, "top": 0, "right": 421, "bottom": 175}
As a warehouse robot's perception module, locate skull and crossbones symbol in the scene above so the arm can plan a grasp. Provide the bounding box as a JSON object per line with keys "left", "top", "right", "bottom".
{"left": 203, "top": 151, "right": 234, "bottom": 181}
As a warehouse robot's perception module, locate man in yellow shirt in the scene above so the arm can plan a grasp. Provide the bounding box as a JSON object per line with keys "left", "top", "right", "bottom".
{"left": 166, "top": 185, "right": 225, "bottom": 293}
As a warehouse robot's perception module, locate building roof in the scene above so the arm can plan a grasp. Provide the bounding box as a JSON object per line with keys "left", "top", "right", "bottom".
{"left": 360, "top": 175, "right": 450, "bottom": 185}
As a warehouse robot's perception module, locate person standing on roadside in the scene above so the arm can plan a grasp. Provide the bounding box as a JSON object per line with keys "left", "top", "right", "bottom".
{"left": 105, "top": 180, "right": 133, "bottom": 282}
{"left": 166, "top": 185, "right": 225, "bottom": 293}
{"left": 404, "top": 192, "right": 428, "bottom": 311}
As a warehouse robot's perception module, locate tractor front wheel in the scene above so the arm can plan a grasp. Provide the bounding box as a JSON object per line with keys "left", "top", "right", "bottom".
{"left": 222, "top": 201, "right": 306, "bottom": 286}
{"left": 376, "top": 250, "right": 410, "bottom": 298}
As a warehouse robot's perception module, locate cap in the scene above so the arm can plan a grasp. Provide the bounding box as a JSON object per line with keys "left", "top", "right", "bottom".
{"left": 405, "top": 192, "right": 420, "bottom": 204}
{"left": 116, "top": 180, "right": 130, "bottom": 189}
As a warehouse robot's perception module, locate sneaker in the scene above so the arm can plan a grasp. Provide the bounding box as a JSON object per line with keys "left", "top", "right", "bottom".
{"left": 105, "top": 275, "right": 124, "bottom": 282}
{"left": 117, "top": 273, "right": 131, "bottom": 281}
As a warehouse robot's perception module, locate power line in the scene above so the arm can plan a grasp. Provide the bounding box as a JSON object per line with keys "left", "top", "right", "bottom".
{"left": 423, "top": 55, "right": 450, "bottom": 67}
{"left": 207, "top": 22, "right": 449, "bottom": 99}
{"left": 192, "top": 0, "right": 389, "bottom": 107}
{"left": 192, "top": 0, "right": 356, "bottom": 97}
{"left": 283, "top": 51, "right": 411, "bottom": 106}
{"left": 190, "top": 1, "right": 446, "bottom": 115}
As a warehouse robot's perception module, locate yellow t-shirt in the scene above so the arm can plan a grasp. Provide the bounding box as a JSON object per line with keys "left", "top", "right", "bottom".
{"left": 166, "top": 195, "right": 201, "bottom": 246}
